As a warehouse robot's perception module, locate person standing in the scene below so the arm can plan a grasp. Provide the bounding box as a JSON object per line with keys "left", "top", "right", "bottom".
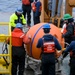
{"left": 9, "top": 7, "right": 26, "bottom": 31}
{"left": 62, "top": 14, "right": 75, "bottom": 44}
{"left": 36, "top": 23, "right": 62, "bottom": 75}
{"left": 22, "top": 0, "right": 33, "bottom": 28}
{"left": 7, "top": 23, "right": 31, "bottom": 75}
{"left": 32, "top": 0, "right": 42, "bottom": 25}
{"left": 62, "top": 41, "right": 75, "bottom": 75}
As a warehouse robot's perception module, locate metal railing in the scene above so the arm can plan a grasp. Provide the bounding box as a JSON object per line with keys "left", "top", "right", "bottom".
{"left": 0, "top": 22, "right": 12, "bottom": 75}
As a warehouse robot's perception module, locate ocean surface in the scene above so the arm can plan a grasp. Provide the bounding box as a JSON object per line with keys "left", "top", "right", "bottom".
{"left": 0, "top": 0, "right": 22, "bottom": 13}
{"left": 0, "top": 0, "right": 22, "bottom": 21}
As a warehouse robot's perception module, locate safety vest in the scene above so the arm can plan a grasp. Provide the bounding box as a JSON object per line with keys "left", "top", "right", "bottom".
{"left": 9, "top": 13, "right": 26, "bottom": 27}
{"left": 61, "top": 24, "right": 67, "bottom": 34}
{"left": 62, "top": 23, "right": 75, "bottom": 36}
{"left": 31, "top": 2, "right": 42, "bottom": 12}
{"left": 11, "top": 28, "right": 25, "bottom": 46}
{"left": 43, "top": 40, "right": 55, "bottom": 53}
{"left": 7, "top": 28, "right": 31, "bottom": 46}
{"left": 63, "top": 28, "right": 67, "bottom": 34}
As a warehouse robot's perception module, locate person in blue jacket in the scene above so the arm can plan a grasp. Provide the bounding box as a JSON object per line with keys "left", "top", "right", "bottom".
{"left": 62, "top": 41, "right": 75, "bottom": 75}
{"left": 36, "top": 23, "right": 62, "bottom": 75}
{"left": 33, "top": 0, "right": 42, "bottom": 25}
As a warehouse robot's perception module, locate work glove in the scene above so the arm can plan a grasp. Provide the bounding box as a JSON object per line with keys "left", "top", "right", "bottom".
{"left": 56, "top": 51, "right": 62, "bottom": 58}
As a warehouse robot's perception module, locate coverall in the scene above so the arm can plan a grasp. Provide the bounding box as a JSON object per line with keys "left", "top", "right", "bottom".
{"left": 36, "top": 34, "right": 62, "bottom": 75}
{"left": 63, "top": 41, "right": 75, "bottom": 75}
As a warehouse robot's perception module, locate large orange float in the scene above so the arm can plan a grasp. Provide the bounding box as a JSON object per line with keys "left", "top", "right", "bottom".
{"left": 26, "top": 23, "right": 64, "bottom": 59}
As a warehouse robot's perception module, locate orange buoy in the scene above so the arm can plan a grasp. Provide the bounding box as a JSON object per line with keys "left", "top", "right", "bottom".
{"left": 26, "top": 23, "right": 64, "bottom": 59}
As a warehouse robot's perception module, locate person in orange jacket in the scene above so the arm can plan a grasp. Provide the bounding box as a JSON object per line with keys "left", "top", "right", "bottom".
{"left": 7, "top": 23, "right": 31, "bottom": 75}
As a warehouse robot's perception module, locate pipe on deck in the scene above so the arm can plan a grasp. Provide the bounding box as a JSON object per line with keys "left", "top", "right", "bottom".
{"left": 48, "top": 0, "right": 52, "bottom": 11}
{"left": 51, "top": 0, "right": 63, "bottom": 17}
{"left": 51, "top": 0, "right": 56, "bottom": 17}
{"left": 57, "top": 0, "right": 63, "bottom": 17}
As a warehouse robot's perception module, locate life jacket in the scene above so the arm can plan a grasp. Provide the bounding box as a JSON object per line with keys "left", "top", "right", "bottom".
{"left": 31, "top": 2, "right": 42, "bottom": 12}
{"left": 61, "top": 24, "right": 67, "bottom": 34}
{"left": 42, "top": 38, "right": 55, "bottom": 53}
{"left": 11, "top": 28, "right": 25, "bottom": 46}
{"left": 62, "top": 23, "right": 75, "bottom": 36}
{"left": 22, "top": 0, "right": 30, "bottom": 5}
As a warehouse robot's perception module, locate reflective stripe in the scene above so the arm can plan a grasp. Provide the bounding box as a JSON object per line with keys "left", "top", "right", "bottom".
{"left": 43, "top": 41, "right": 55, "bottom": 53}
{"left": 44, "top": 42, "right": 55, "bottom": 45}
{"left": 20, "top": 34, "right": 25, "bottom": 38}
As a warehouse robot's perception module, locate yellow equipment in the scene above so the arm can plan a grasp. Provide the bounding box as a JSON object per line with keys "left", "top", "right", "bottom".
{"left": 0, "top": 58, "right": 6, "bottom": 65}
{"left": 0, "top": 22, "right": 12, "bottom": 75}
{"left": 40, "top": 0, "right": 75, "bottom": 27}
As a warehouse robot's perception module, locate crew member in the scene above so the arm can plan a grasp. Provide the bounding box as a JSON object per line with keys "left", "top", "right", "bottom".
{"left": 22, "top": 0, "right": 33, "bottom": 28}
{"left": 7, "top": 23, "right": 31, "bottom": 75}
{"left": 9, "top": 7, "right": 26, "bottom": 31}
{"left": 32, "top": 0, "right": 42, "bottom": 25}
{"left": 62, "top": 41, "right": 75, "bottom": 75}
{"left": 36, "top": 23, "right": 62, "bottom": 75}
{"left": 62, "top": 14, "right": 75, "bottom": 44}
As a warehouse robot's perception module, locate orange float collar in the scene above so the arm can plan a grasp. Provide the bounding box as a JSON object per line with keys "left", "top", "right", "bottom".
{"left": 30, "top": 25, "right": 44, "bottom": 57}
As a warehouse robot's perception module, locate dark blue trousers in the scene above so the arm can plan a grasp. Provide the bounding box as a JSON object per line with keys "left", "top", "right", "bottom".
{"left": 41, "top": 53, "right": 55, "bottom": 75}
{"left": 70, "top": 58, "right": 75, "bottom": 75}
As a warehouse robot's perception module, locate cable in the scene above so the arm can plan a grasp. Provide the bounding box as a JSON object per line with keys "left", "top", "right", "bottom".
{"left": 1, "top": 40, "right": 9, "bottom": 67}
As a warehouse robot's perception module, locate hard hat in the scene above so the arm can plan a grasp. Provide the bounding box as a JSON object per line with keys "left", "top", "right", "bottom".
{"left": 16, "top": 7, "right": 23, "bottom": 14}
{"left": 63, "top": 14, "right": 72, "bottom": 20}
{"left": 16, "top": 23, "right": 23, "bottom": 28}
{"left": 43, "top": 23, "right": 51, "bottom": 29}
